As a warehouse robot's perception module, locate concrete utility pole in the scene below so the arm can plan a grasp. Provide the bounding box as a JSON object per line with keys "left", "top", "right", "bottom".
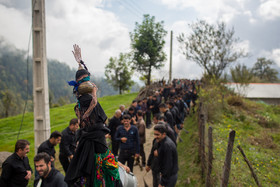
{"left": 169, "top": 30, "right": 173, "bottom": 83}
{"left": 32, "top": 0, "right": 50, "bottom": 153}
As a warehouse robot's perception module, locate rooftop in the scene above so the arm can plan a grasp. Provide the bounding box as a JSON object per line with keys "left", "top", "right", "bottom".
{"left": 226, "top": 83, "right": 280, "bottom": 99}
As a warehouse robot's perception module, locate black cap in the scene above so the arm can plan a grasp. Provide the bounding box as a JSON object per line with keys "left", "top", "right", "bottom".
{"left": 76, "top": 69, "right": 90, "bottom": 80}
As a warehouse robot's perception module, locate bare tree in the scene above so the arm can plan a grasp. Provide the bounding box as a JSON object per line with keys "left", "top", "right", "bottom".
{"left": 178, "top": 20, "right": 247, "bottom": 79}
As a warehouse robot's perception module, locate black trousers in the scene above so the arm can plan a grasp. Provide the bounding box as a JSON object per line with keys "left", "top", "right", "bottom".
{"left": 139, "top": 144, "right": 146, "bottom": 165}
{"left": 118, "top": 149, "right": 135, "bottom": 172}
{"left": 146, "top": 111, "right": 151, "bottom": 128}
{"left": 160, "top": 173, "right": 178, "bottom": 187}
{"left": 111, "top": 140, "right": 119, "bottom": 156}
{"left": 59, "top": 154, "right": 70, "bottom": 173}
{"left": 152, "top": 170, "right": 160, "bottom": 187}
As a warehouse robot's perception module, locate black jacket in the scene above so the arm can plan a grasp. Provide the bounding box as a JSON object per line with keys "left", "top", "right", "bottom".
{"left": 108, "top": 116, "right": 122, "bottom": 141}
{"left": 147, "top": 139, "right": 160, "bottom": 172}
{"left": 59, "top": 127, "right": 76, "bottom": 157}
{"left": 34, "top": 169, "right": 67, "bottom": 187}
{"left": 158, "top": 136, "right": 178, "bottom": 186}
{"left": 0, "top": 153, "right": 32, "bottom": 187}
{"left": 164, "top": 110, "right": 175, "bottom": 130}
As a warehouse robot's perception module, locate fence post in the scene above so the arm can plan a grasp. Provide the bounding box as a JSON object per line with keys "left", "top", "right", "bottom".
{"left": 206, "top": 126, "right": 213, "bottom": 187}
{"left": 201, "top": 114, "right": 206, "bottom": 179}
{"left": 221, "top": 130, "right": 236, "bottom": 187}
{"left": 237, "top": 145, "right": 262, "bottom": 187}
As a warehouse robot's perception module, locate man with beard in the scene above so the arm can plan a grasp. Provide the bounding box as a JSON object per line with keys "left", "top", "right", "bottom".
{"left": 34, "top": 152, "right": 67, "bottom": 187}
{"left": 0, "top": 140, "right": 32, "bottom": 187}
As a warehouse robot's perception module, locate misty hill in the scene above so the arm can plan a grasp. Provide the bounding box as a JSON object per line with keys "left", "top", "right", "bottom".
{"left": 0, "top": 37, "right": 139, "bottom": 118}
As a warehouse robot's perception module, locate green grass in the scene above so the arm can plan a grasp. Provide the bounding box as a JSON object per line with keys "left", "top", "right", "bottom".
{"left": 176, "top": 90, "right": 280, "bottom": 186}
{"left": 176, "top": 113, "right": 203, "bottom": 186}
{"left": 0, "top": 92, "right": 137, "bottom": 186}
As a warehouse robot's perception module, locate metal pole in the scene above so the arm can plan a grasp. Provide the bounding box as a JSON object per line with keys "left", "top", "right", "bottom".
{"left": 169, "top": 30, "right": 173, "bottom": 83}
{"left": 32, "top": 0, "right": 50, "bottom": 153}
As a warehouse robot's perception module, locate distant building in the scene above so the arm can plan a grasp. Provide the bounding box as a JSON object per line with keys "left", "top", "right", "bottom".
{"left": 226, "top": 83, "right": 280, "bottom": 105}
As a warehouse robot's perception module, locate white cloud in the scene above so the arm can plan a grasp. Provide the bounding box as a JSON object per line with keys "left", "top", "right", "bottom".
{"left": 0, "top": 4, "right": 31, "bottom": 50}
{"left": 258, "top": 0, "right": 280, "bottom": 20}
{"left": 0, "top": 1, "right": 131, "bottom": 75}
{"left": 271, "top": 49, "right": 280, "bottom": 67}
{"left": 159, "top": 0, "right": 247, "bottom": 23}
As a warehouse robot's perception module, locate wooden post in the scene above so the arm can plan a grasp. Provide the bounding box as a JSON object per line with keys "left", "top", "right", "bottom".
{"left": 237, "top": 145, "right": 262, "bottom": 187}
{"left": 221, "top": 130, "right": 236, "bottom": 187}
{"left": 206, "top": 126, "right": 213, "bottom": 187}
{"left": 200, "top": 114, "right": 206, "bottom": 179}
{"left": 32, "top": 0, "right": 51, "bottom": 153}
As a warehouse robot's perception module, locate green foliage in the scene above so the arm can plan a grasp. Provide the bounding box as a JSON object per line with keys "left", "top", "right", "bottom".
{"left": 105, "top": 53, "right": 134, "bottom": 94}
{"left": 130, "top": 14, "right": 167, "bottom": 85}
{"left": 251, "top": 57, "right": 279, "bottom": 82}
{"left": 230, "top": 63, "right": 254, "bottom": 84}
{"left": 178, "top": 20, "right": 247, "bottom": 79}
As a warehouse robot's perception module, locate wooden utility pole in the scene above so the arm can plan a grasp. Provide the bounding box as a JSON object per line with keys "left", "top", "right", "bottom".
{"left": 32, "top": 0, "right": 50, "bottom": 153}
{"left": 169, "top": 30, "right": 173, "bottom": 83}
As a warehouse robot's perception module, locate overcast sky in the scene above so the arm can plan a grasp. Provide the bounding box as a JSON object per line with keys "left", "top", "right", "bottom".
{"left": 0, "top": 0, "right": 280, "bottom": 80}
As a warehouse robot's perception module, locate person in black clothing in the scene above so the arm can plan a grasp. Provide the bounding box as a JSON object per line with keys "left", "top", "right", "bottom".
{"left": 108, "top": 109, "right": 122, "bottom": 156}
{"left": 154, "top": 124, "right": 178, "bottom": 187}
{"left": 59, "top": 118, "right": 79, "bottom": 172}
{"left": 34, "top": 152, "right": 67, "bottom": 187}
{"left": 146, "top": 138, "right": 160, "bottom": 187}
{"left": 65, "top": 45, "right": 120, "bottom": 187}
{"left": 151, "top": 95, "right": 160, "bottom": 116}
{"left": 37, "top": 131, "right": 62, "bottom": 168}
{"left": 158, "top": 103, "right": 175, "bottom": 131}
{"left": 0, "top": 139, "right": 32, "bottom": 187}
{"left": 167, "top": 101, "right": 181, "bottom": 136}
{"left": 146, "top": 95, "right": 153, "bottom": 128}
{"left": 115, "top": 114, "right": 140, "bottom": 172}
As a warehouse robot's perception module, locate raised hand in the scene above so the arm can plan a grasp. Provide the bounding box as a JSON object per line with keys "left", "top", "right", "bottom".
{"left": 72, "top": 44, "right": 82, "bottom": 63}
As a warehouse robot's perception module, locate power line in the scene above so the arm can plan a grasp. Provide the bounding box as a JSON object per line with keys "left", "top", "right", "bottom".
{"left": 123, "top": 0, "right": 143, "bottom": 16}
{"left": 116, "top": 0, "right": 142, "bottom": 19}
{"left": 17, "top": 0, "right": 37, "bottom": 140}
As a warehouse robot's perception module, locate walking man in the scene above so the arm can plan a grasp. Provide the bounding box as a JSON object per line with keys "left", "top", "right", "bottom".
{"left": 115, "top": 114, "right": 140, "bottom": 172}
{"left": 135, "top": 110, "right": 146, "bottom": 168}
{"left": 154, "top": 124, "right": 178, "bottom": 187}
{"left": 0, "top": 139, "right": 32, "bottom": 187}
{"left": 59, "top": 118, "right": 79, "bottom": 172}
{"left": 37, "top": 131, "right": 62, "bottom": 167}
{"left": 108, "top": 109, "right": 122, "bottom": 156}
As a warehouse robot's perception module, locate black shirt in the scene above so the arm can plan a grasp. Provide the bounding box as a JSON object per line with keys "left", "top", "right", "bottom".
{"left": 164, "top": 110, "right": 175, "bottom": 130}
{"left": 38, "top": 140, "right": 55, "bottom": 158}
{"left": 158, "top": 136, "right": 178, "bottom": 186}
{"left": 59, "top": 127, "right": 76, "bottom": 157}
{"left": 108, "top": 116, "right": 122, "bottom": 141}
{"left": 0, "top": 153, "right": 32, "bottom": 187}
{"left": 34, "top": 168, "right": 67, "bottom": 187}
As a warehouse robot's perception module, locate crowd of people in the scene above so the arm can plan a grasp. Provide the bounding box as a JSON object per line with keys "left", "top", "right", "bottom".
{"left": 0, "top": 44, "right": 200, "bottom": 187}
{"left": 108, "top": 78, "right": 200, "bottom": 187}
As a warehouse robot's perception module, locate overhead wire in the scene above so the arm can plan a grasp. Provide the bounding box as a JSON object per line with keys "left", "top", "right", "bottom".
{"left": 17, "top": 0, "right": 37, "bottom": 140}
{"left": 116, "top": 0, "right": 142, "bottom": 19}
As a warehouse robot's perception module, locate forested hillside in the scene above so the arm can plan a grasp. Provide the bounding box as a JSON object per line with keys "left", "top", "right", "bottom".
{"left": 0, "top": 37, "right": 139, "bottom": 118}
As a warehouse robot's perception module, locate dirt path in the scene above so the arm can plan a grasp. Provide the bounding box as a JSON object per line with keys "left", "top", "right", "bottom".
{"left": 133, "top": 125, "right": 154, "bottom": 187}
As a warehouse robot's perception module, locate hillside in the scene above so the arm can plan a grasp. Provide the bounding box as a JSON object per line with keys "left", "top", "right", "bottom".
{"left": 176, "top": 84, "right": 280, "bottom": 186}
{"left": 0, "top": 93, "right": 137, "bottom": 161}
{"left": 0, "top": 37, "right": 141, "bottom": 118}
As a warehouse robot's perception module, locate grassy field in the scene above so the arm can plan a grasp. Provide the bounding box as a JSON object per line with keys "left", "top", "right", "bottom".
{"left": 176, "top": 87, "right": 280, "bottom": 186}
{"left": 0, "top": 92, "right": 138, "bottom": 186}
